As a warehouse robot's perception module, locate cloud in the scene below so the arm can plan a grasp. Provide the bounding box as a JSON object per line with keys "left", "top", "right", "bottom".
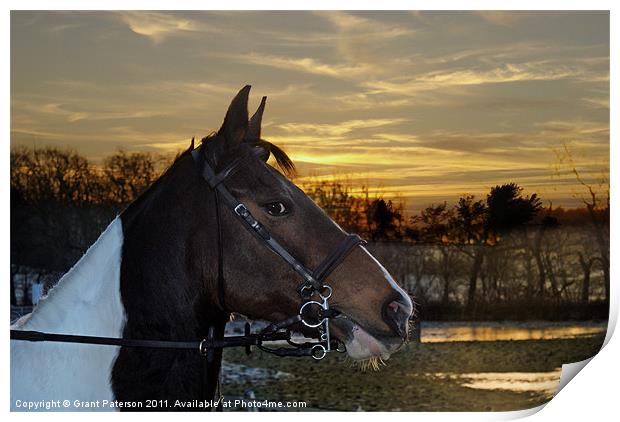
{"left": 10, "top": 11, "right": 610, "bottom": 213}
{"left": 317, "top": 11, "right": 414, "bottom": 39}
{"left": 11, "top": 127, "right": 77, "bottom": 141}
{"left": 419, "top": 42, "right": 553, "bottom": 65}
{"left": 274, "top": 118, "right": 608, "bottom": 191}
{"left": 13, "top": 99, "right": 165, "bottom": 123}
{"left": 403, "top": 122, "right": 609, "bottom": 160}
{"left": 117, "top": 11, "right": 216, "bottom": 42}
{"left": 325, "top": 92, "right": 415, "bottom": 111}
{"left": 255, "top": 25, "right": 415, "bottom": 70}
{"left": 474, "top": 11, "right": 533, "bottom": 27}
{"left": 277, "top": 118, "right": 407, "bottom": 138}
{"left": 47, "top": 22, "right": 83, "bottom": 32}
{"left": 373, "top": 133, "right": 420, "bottom": 143}
{"left": 536, "top": 120, "right": 610, "bottom": 139}
{"left": 95, "top": 126, "right": 191, "bottom": 149}
{"left": 315, "top": 11, "right": 415, "bottom": 64}
{"left": 581, "top": 96, "right": 610, "bottom": 109}
{"left": 218, "top": 52, "right": 376, "bottom": 79}
{"left": 254, "top": 29, "right": 337, "bottom": 47}
{"left": 362, "top": 61, "right": 601, "bottom": 96}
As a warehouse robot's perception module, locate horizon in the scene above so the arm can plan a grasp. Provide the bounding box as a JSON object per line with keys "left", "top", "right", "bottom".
{"left": 10, "top": 11, "right": 609, "bottom": 214}
{"left": 10, "top": 143, "right": 605, "bottom": 217}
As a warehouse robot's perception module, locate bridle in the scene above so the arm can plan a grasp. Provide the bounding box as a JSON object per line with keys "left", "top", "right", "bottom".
{"left": 10, "top": 143, "right": 366, "bottom": 362}
{"left": 192, "top": 142, "right": 366, "bottom": 360}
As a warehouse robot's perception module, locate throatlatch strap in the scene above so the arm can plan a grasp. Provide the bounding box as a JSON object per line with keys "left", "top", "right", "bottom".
{"left": 213, "top": 189, "right": 227, "bottom": 312}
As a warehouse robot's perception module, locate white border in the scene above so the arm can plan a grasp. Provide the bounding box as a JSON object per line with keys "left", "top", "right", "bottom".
{"left": 2, "top": 2, "right": 616, "bottom": 420}
{"left": 0, "top": 1, "right": 617, "bottom": 10}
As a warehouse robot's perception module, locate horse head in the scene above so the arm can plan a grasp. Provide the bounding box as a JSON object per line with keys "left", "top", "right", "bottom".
{"left": 187, "top": 86, "right": 414, "bottom": 361}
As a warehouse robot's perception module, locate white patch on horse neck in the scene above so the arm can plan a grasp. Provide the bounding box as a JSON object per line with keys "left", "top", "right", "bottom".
{"left": 360, "top": 245, "right": 413, "bottom": 310}
{"left": 11, "top": 217, "right": 126, "bottom": 412}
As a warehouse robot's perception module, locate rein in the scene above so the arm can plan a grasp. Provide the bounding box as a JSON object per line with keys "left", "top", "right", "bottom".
{"left": 10, "top": 144, "right": 365, "bottom": 362}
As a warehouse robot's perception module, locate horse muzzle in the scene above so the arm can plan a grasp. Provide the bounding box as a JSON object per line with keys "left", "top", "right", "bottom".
{"left": 329, "top": 313, "right": 407, "bottom": 361}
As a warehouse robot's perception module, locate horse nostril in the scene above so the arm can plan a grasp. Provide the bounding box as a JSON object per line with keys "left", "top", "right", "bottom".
{"left": 387, "top": 302, "right": 400, "bottom": 313}
{"left": 383, "top": 300, "right": 411, "bottom": 339}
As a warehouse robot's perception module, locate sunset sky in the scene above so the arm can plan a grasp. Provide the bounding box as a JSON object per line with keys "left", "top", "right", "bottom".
{"left": 10, "top": 11, "right": 609, "bottom": 213}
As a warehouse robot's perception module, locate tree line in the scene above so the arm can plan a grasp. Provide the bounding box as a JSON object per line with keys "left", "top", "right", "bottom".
{"left": 10, "top": 146, "right": 609, "bottom": 320}
{"left": 304, "top": 178, "right": 608, "bottom": 319}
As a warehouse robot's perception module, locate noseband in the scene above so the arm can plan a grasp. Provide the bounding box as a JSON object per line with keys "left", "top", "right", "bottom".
{"left": 11, "top": 144, "right": 366, "bottom": 363}
{"left": 192, "top": 144, "right": 366, "bottom": 360}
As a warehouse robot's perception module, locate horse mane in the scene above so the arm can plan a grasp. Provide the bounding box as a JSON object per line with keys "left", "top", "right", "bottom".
{"left": 199, "top": 133, "right": 296, "bottom": 178}
{"left": 145, "top": 132, "right": 297, "bottom": 188}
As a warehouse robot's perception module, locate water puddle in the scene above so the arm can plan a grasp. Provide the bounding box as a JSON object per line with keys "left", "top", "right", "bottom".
{"left": 430, "top": 369, "right": 562, "bottom": 398}
{"left": 225, "top": 320, "right": 606, "bottom": 344}
{"left": 420, "top": 322, "right": 606, "bottom": 343}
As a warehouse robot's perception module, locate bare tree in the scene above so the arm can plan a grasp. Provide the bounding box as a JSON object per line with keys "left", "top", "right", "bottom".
{"left": 555, "top": 144, "right": 609, "bottom": 303}
{"left": 102, "top": 150, "right": 161, "bottom": 207}
{"left": 302, "top": 179, "right": 368, "bottom": 233}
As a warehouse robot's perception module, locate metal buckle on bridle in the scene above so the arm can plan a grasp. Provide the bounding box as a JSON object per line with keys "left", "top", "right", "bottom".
{"left": 199, "top": 339, "right": 209, "bottom": 356}
{"left": 233, "top": 203, "right": 249, "bottom": 217}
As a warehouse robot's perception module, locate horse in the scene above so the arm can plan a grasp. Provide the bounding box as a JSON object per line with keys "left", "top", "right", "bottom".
{"left": 10, "top": 86, "right": 413, "bottom": 411}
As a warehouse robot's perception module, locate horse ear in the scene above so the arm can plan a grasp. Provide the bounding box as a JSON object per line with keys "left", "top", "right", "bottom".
{"left": 218, "top": 85, "right": 251, "bottom": 146}
{"left": 247, "top": 96, "right": 267, "bottom": 141}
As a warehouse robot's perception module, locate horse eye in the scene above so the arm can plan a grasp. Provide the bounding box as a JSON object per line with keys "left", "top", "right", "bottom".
{"left": 265, "top": 202, "right": 288, "bottom": 216}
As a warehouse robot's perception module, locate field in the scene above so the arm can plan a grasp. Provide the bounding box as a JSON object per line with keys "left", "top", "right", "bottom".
{"left": 221, "top": 333, "right": 605, "bottom": 411}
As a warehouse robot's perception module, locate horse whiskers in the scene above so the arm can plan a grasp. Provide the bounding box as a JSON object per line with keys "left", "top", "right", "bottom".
{"left": 346, "top": 356, "right": 387, "bottom": 372}
{"left": 406, "top": 317, "right": 416, "bottom": 342}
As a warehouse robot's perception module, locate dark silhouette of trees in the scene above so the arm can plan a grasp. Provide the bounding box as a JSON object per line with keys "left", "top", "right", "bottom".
{"left": 531, "top": 213, "right": 560, "bottom": 296}
{"left": 304, "top": 180, "right": 405, "bottom": 241}
{"left": 486, "top": 183, "right": 542, "bottom": 234}
{"left": 11, "top": 147, "right": 105, "bottom": 272}
{"left": 102, "top": 151, "right": 160, "bottom": 206}
{"left": 477, "top": 184, "right": 541, "bottom": 308}
{"left": 414, "top": 202, "right": 452, "bottom": 243}
{"left": 451, "top": 195, "right": 487, "bottom": 244}
{"left": 555, "top": 143, "right": 609, "bottom": 304}
{"left": 10, "top": 146, "right": 608, "bottom": 320}
{"left": 11, "top": 146, "right": 98, "bottom": 205}
{"left": 10, "top": 147, "right": 166, "bottom": 273}
{"left": 449, "top": 195, "right": 487, "bottom": 312}
{"left": 412, "top": 203, "right": 457, "bottom": 304}
{"left": 303, "top": 181, "right": 367, "bottom": 233}
{"left": 445, "top": 184, "right": 542, "bottom": 312}
{"left": 366, "top": 199, "right": 403, "bottom": 241}
{"left": 578, "top": 252, "right": 597, "bottom": 305}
